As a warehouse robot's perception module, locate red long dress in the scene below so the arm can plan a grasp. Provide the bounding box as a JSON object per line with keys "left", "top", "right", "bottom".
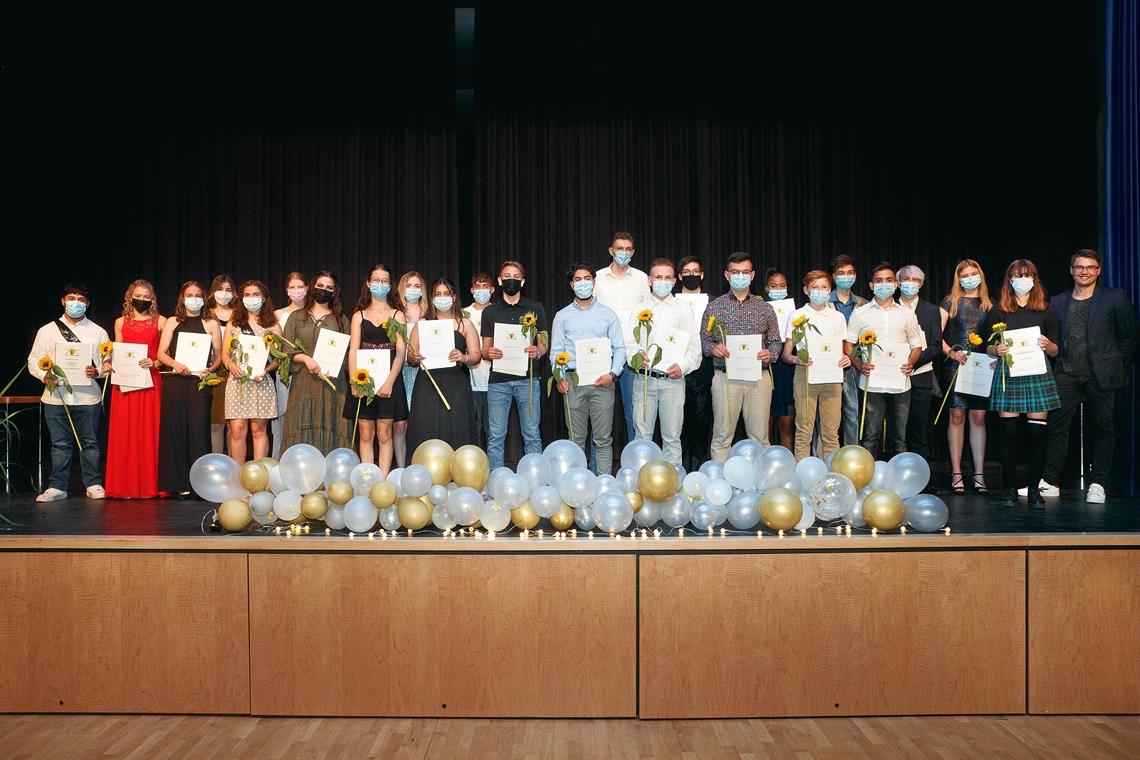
{"left": 105, "top": 317, "right": 163, "bottom": 498}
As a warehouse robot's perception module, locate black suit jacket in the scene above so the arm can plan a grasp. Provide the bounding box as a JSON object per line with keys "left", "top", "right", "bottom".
{"left": 1052, "top": 286, "right": 1139, "bottom": 390}
{"left": 909, "top": 299, "right": 943, "bottom": 389}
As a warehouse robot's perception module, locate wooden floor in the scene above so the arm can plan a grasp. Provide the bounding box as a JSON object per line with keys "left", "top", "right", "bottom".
{"left": 1, "top": 715, "right": 1139, "bottom": 759}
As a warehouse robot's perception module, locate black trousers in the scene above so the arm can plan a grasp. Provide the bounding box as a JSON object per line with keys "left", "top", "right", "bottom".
{"left": 681, "top": 357, "right": 714, "bottom": 472}
{"left": 905, "top": 382, "right": 934, "bottom": 459}
{"left": 1043, "top": 372, "right": 1116, "bottom": 487}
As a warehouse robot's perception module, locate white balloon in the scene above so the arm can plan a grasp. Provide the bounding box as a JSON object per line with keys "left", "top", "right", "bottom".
{"left": 267, "top": 465, "right": 287, "bottom": 495}
{"left": 350, "top": 463, "right": 384, "bottom": 495}
{"left": 682, "top": 471, "right": 709, "bottom": 498}
{"left": 794, "top": 500, "right": 816, "bottom": 531}
{"left": 428, "top": 484, "right": 449, "bottom": 507}
{"left": 432, "top": 504, "right": 456, "bottom": 530}
{"left": 324, "top": 504, "right": 345, "bottom": 530}
{"left": 727, "top": 491, "right": 761, "bottom": 529}
{"left": 705, "top": 478, "right": 733, "bottom": 507}
{"left": 272, "top": 491, "right": 302, "bottom": 522}
{"left": 869, "top": 460, "right": 896, "bottom": 492}
{"left": 723, "top": 456, "right": 755, "bottom": 490}
{"left": 543, "top": 440, "right": 588, "bottom": 482}
{"left": 596, "top": 474, "right": 620, "bottom": 494}
{"left": 593, "top": 491, "right": 633, "bottom": 534}
{"left": 486, "top": 466, "right": 515, "bottom": 496}
{"left": 698, "top": 460, "right": 724, "bottom": 481}
{"left": 516, "top": 452, "right": 552, "bottom": 491}
{"left": 846, "top": 492, "right": 868, "bottom": 527}
{"left": 616, "top": 467, "right": 640, "bottom": 494}
{"left": 661, "top": 493, "right": 691, "bottom": 528}
{"left": 574, "top": 505, "right": 596, "bottom": 531}
{"left": 378, "top": 505, "right": 401, "bottom": 531}
{"left": 343, "top": 496, "right": 378, "bottom": 533}
{"left": 795, "top": 456, "right": 829, "bottom": 491}
{"left": 634, "top": 499, "right": 662, "bottom": 527}
{"left": 754, "top": 445, "right": 796, "bottom": 491}
{"left": 189, "top": 453, "right": 246, "bottom": 503}
{"left": 480, "top": 501, "right": 512, "bottom": 532}
{"left": 252, "top": 510, "right": 278, "bottom": 526}
{"left": 619, "top": 439, "right": 663, "bottom": 472}
{"left": 249, "top": 490, "right": 275, "bottom": 516}
{"left": 492, "top": 473, "right": 530, "bottom": 509}
{"left": 806, "top": 473, "right": 857, "bottom": 521}
{"left": 782, "top": 472, "right": 803, "bottom": 495}
{"left": 889, "top": 452, "right": 930, "bottom": 499}
{"left": 324, "top": 447, "right": 361, "bottom": 486}
{"left": 729, "top": 439, "right": 764, "bottom": 462}
{"left": 689, "top": 500, "right": 720, "bottom": 531}
{"left": 400, "top": 464, "right": 433, "bottom": 498}
{"left": 558, "top": 467, "right": 598, "bottom": 509}
{"left": 447, "top": 486, "right": 484, "bottom": 526}
{"left": 279, "top": 444, "right": 327, "bottom": 494}
{"left": 530, "top": 485, "right": 562, "bottom": 518}
{"left": 385, "top": 468, "right": 406, "bottom": 497}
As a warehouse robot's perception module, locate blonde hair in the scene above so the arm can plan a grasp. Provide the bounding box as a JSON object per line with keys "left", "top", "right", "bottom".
{"left": 943, "top": 259, "right": 992, "bottom": 317}
{"left": 122, "top": 278, "right": 159, "bottom": 321}
{"left": 395, "top": 271, "right": 425, "bottom": 313}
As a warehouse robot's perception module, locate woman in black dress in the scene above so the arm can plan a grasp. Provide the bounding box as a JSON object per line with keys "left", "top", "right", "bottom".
{"left": 405, "top": 277, "right": 481, "bottom": 454}
{"left": 157, "top": 280, "right": 223, "bottom": 496}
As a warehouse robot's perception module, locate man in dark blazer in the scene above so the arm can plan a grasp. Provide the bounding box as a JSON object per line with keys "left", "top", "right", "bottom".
{"left": 897, "top": 265, "right": 944, "bottom": 460}
{"left": 1036, "top": 249, "right": 1138, "bottom": 503}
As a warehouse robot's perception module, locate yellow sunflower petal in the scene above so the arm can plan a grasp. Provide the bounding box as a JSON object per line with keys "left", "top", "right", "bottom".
{"left": 37, "top": 356, "right": 53, "bottom": 371}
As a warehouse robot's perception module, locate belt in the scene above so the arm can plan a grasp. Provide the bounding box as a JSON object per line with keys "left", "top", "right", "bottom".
{"left": 644, "top": 369, "right": 672, "bottom": 379}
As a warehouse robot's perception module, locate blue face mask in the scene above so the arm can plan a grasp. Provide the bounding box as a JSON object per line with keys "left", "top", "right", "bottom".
{"left": 613, "top": 252, "right": 633, "bottom": 268}
{"left": 64, "top": 300, "right": 87, "bottom": 319}
{"left": 572, "top": 280, "right": 594, "bottom": 299}
{"left": 1011, "top": 276, "right": 1034, "bottom": 295}
{"left": 404, "top": 288, "right": 422, "bottom": 303}
{"left": 472, "top": 289, "right": 491, "bottom": 305}
{"left": 729, "top": 273, "right": 752, "bottom": 292}
{"left": 959, "top": 274, "right": 981, "bottom": 292}
{"left": 369, "top": 282, "right": 391, "bottom": 299}
{"left": 767, "top": 289, "right": 787, "bottom": 301}
{"left": 651, "top": 280, "right": 674, "bottom": 298}
{"left": 809, "top": 289, "right": 831, "bottom": 305}
{"left": 873, "top": 282, "right": 897, "bottom": 300}
{"left": 899, "top": 282, "right": 921, "bottom": 298}
{"left": 835, "top": 274, "right": 857, "bottom": 291}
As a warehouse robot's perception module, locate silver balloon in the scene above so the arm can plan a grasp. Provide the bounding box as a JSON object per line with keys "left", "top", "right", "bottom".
{"left": 634, "top": 499, "right": 662, "bottom": 527}
{"left": 350, "top": 463, "right": 384, "bottom": 495}
{"left": 888, "top": 452, "right": 930, "bottom": 499}
{"left": 596, "top": 474, "right": 620, "bottom": 494}
{"left": 432, "top": 504, "right": 457, "bottom": 530}
{"left": 869, "top": 460, "right": 896, "bottom": 493}
{"left": 846, "top": 490, "right": 869, "bottom": 527}
{"left": 661, "top": 493, "right": 691, "bottom": 528}
{"left": 272, "top": 490, "right": 302, "bottom": 522}
{"left": 558, "top": 467, "right": 599, "bottom": 509}
{"left": 480, "top": 500, "right": 513, "bottom": 532}
{"left": 729, "top": 439, "right": 764, "bottom": 462}
{"left": 805, "top": 472, "right": 857, "bottom": 521}
{"left": 189, "top": 453, "right": 246, "bottom": 503}
{"left": 689, "top": 500, "right": 719, "bottom": 531}
{"left": 446, "top": 486, "right": 484, "bottom": 526}
{"left": 385, "top": 467, "right": 406, "bottom": 497}
{"left": 325, "top": 503, "right": 346, "bottom": 530}
{"left": 267, "top": 464, "right": 287, "bottom": 495}
{"left": 543, "top": 439, "right": 588, "bottom": 482}
{"left": 723, "top": 455, "right": 756, "bottom": 490}
{"left": 727, "top": 491, "right": 761, "bottom": 529}
{"left": 279, "top": 444, "right": 327, "bottom": 494}
{"left": 682, "top": 471, "right": 709, "bottom": 498}
{"left": 485, "top": 466, "right": 515, "bottom": 496}
{"left": 782, "top": 472, "right": 804, "bottom": 495}
{"left": 516, "top": 452, "right": 552, "bottom": 491}
{"left": 698, "top": 459, "right": 724, "bottom": 481}
{"left": 428, "top": 484, "right": 449, "bottom": 507}
{"left": 754, "top": 445, "right": 797, "bottom": 491}
{"left": 574, "top": 505, "right": 596, "bottom": 531}
{"left": 619, "top": 438, "right": 664, "bottom": 472}
{"left": 252, "top": 510, "right": 277, "bottom": 526}
{"left": 705, "top": 478, "right": 733, "bottom": 507}
{"left": 616, "top": 467, "right": 640, "bottom": 494}
{"left": 249, "top": 490, "right": 275, "bottom": 516}
{"left": 674, "top": 464, "right": 687, "bottom": 483}
{"left": 530, "top": 485, "right": 562, "bottom": 518}
{"left": 824, "top": 449, "right": 837, "bottom": 468}
{"left": 343, "top": 495, "right": 378, "bottom": 533}
{"left": 324, "top": 447, "right": 361, "bottom": 486}
{"left": 905, "top": 493, "right": 950, "bottom": 532}
{"left": 593, "top": 491, "right": 634, "bottom": 534}
{"left": 794, "top": 499, "right": 816, "bottom": 530}
{"left": 400, "top": 464, "right": 433, "bottom": 498}
{"left": 378, "top": 505, "right": 401, "bottom": 531}
{"left": 794, "top": 456, "right": 829, "bottom": 492}
{"left": 492, "top": 473, "right": 530, "bottom": 509}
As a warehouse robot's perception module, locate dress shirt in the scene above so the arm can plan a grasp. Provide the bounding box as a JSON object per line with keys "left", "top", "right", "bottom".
{"left": 550, "top": 298, "right": 626, "bottom": 376}
{"left": 27, "top": 315, "right": 111, "bottom": 405}
{"left": 786, "top": 303, "right": 848, "bottom": 354}
{"left": 699, "top": 292, "right": 782, "bottom": 372}
{"left": 845, "top": 298, "right": 925, "bottom": 393}
{"left": 627, "top": 294, "right": 702, "bottom": 375}
{"left": 593, "top": 265, "right": 651, "bottom": 315}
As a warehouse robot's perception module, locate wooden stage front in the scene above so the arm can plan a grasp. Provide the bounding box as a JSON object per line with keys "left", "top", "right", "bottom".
{"left": 2, "top": 503, "right": 1139, "bottom": 719}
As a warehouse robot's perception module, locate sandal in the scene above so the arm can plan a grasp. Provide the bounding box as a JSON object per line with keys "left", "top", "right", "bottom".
{"left": 950, "top": 472, "right": 965, "bottom": 494}
{"left": 972, "top": 474, "right": 988, "bottom": 494}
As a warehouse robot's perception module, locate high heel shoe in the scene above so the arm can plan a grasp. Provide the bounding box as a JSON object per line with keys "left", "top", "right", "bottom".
{"left": 950, "top": 472, "right": 965, "bottom": 494}
{"left": 971, "top": 474, "right": 988, "bottom": 494}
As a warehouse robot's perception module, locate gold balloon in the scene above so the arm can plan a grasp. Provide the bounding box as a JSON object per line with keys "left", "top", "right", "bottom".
{"left": 830, "top": 445, "right": 875, "bottom": 490}
{"left": 759, "top": 487, "right": 803, "bottom": 532}
{"left": 369, "top": 481, "right": 397, "bottom": 509}
{"left": 625, "top": 491, "right": 644, "bottom": 513}
{"left": 217, "top": 498, "right": 252, "bottom": 532}
{"left": 511, "top": 501, "right": 540, "bottom": 530}
{"left": 411, "top": 439, "right": 454, "bottom": 485}
{"left": 396, "top": 496, "right": 431, "bottom": 531}
{"left": 451, "top": 444, "right": 490, "bottom": 491}
{"left": 638, "top": 460, "right": 679, "bottom": 502}
{"left": 301, "top": 492, "right": 328, "bottom": 520}
{"left": 239, "top": 461, "right": 269, "bottom": 492}
{"left": 256, "top": 457, "right": 279, "bottom": 469}
{"left": 550, "top": 502, "right": 575, "bottom": 531}
{"left": 862, "top": 490, "right": 905, "bottom": 531}
{"left": 327, "top": 480, "right": 354, "bottom": 505}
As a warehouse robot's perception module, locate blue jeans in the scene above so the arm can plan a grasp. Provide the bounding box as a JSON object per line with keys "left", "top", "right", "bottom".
{"left": 617, "top": 369, "right": 636, "bottom": 444}
{"left": 486, "top": 378, "right": 543, "bottom": 470}
{"left": 44, "top": 403, "right": 102, "bottom": 491}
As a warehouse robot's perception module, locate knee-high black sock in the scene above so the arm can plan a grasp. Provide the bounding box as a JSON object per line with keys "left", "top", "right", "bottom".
{"left": 1000, "top": 417, "right": 1020, "bottom": 491}
{"left": 1026, "top": 418, "right": 1049, "bottom": 490}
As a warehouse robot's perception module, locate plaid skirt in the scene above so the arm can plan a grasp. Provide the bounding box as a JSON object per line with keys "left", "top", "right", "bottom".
{"left": 989, "top": 364, "right": 1061, "bottom": 413}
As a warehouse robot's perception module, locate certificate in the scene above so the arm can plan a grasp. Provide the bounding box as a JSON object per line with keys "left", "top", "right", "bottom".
{"left": 956, "top": 352, "right": 994, "bottom": 397}
{"left": 654, "top": 323, "right": 689, "bottom": 371}
{"left": 356, "top": 349, "right": 391, "bottom": 384}
{"left": 174, "top": 332, "right": 211, "bottom": 374}
{"left": 54, "top": 342, "right": 94, "bottom": 389}
{"left": 724, "top": 334, "right": 765, "bottom": 383}
{"left": 867, "top": 341, "right": 908, "bottom": 392}
{"left": 492, "top": 323, "right": 529, "bottom": 377}
{"left": 1005, "top": 326, "right": 1047, "bottom": 377}
{"left": 768, "top": 298, "right": 796, "bottom": 341}
{"left": 806, "top": 330, "right": 844, "bottom": 385}
{"left": 574, "top": 338, "right": 612, "bottom": 386}
{"left": 236, "top": 334, "right": 269, "bottom": 379}
{"left": 110, "top": 342, "right": 152, "bottom": 389}
{"left": 674, "top": 293, "right": 709, "bottom": 326}
{"left": 312, "top": 328, "right": 349, "bottom": 377}
{"left": 418, "top": 320, "right": 456, "bottom": 370}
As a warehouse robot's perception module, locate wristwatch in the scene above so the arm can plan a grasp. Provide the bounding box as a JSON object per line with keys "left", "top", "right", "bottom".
{"left": 609, "top": 372, "right": 618, "bottom": 381}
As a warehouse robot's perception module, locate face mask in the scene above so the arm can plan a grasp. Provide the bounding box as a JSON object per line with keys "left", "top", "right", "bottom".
{"left": 183, "top": 297, "right": 204, "bottom": 312}
{"left": 472, "top": 289, "right": 491, "bottom": 305}
{"left": 680, "top": 274, "right": 702, "bottom": 291}
{"left": 500, "top": 278, "right": 522, "bottom": 296}
{"left": 64, "top": 300, "right": 87, "bottom": 319}
{"left": 809, "top": 289, "right": 831, "bottom": 305}
{"left": 959, "top": 274, "right": 981, "bottom": 292}
{"left": 243, "top": 297, "right": 263, "bottom": 313}
{"left": 369, "top": 282, "right": 391, "bottom": 300}
{"left": 312, "top": 288, "right": 333, "bottom": 305}
{"left": 287, "top": 287, "right": 307, "bottom": 303}
{"left": 651, "top": 280, "right": 674, "bottom": 298}
{"left": 404, "top": 288, "right": 422, "bottom": 303}
{"left": 613, "top": 252, "right": 633, "bottom": 268}
{"left": 131, "top": 298, "right": 152, "bottom": 314}
{"left": 214, "top": 290, "right": 234, "bottom": 306}
{"left": 1011, "top": 276, "right": 1034, "bottom": 295}
{"left": 835, "top": 275, "right": 857, "bottom": 291}
{"left": 873, "top": 282, "right": 897, "bottom": 300}
{"left": 899, "top": 282, "right": 921, "bottom": 298}
{"left": 572, "top": 280, "right": 594, "bottom": 299}
{"left": 432, "top": 296, "right": 454, "bottom": 312}
{"left": 767, "top": 288, "right": 787, "bottom": 301}
{"left": 729, "top": 273, "right": 752, "bottom": 292}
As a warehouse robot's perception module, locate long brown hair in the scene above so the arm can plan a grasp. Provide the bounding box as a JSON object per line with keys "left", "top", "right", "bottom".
{"left": 424, "top": 277, "right": 462, "bottom": 323}
{"left": 943, "top": 259, "right": 993, "bottom": 317}
{"left": 395, "top": 271, "right": 425, "bottom": 315}
{"left": 997, "top": 259, "right": 1049, "bottom": 313}
{"left": 121, "top": 278, "right": 159, "bottom": 321}
{"left": 353, "top": 263, "right": 400, "bottom": 313}
{"left": 301, "top": 270, "right": 348, "bottom": 333}
{"left": 231, "top": 280, "right": 277, "bottom": 329}
{"left": 173, "top": 280, "right": 205, "bottom": 322}
{"left": 206, "top": 274, "right": 236, "bottom": 320}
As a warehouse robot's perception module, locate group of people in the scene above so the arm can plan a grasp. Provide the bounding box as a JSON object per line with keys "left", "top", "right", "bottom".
{"left": 28, "top": 235, "right": 1136, "bottom": 508}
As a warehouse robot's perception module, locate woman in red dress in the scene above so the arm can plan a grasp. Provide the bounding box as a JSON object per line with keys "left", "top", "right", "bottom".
{"left": 102, "top": 279, "right": 166, "bottom": 498}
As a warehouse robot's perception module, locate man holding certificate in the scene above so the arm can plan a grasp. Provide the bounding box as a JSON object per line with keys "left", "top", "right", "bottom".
{"left": 700, "top": 252, "right": 782, "bottom": 461}
{"left": 844, "top": 263, "right": 924, "bottom": 460}
{"left": 628, "top": 259, "right": 701, "bottom": 467}
{"left": 550, "top": 263, "right": 626, "bottom": 475}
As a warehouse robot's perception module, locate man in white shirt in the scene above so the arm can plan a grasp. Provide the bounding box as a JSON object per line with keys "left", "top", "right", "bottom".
{"left": 843, "top": 262, "right": 925, "bottom": 460}
{"left": 628, "top": 258, "right": 702, "bottom": 466}
{"left": 26, "top": 283, "right": 110, "bottom": 502}
{"left": 465, "top": 272, "right": 494, "bottom": 448}
{"left": 592, "top": 231, "right": 650, "bottom": 447}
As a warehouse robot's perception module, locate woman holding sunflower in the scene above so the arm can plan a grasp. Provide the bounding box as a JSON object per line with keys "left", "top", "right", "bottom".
{"left": 221, "top": 280, "right": 281, "bottom": 463}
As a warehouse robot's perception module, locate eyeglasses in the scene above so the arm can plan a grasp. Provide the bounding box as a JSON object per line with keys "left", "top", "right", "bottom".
{"left": 1071, "top": 265, "right": 1100, "bottom": 273}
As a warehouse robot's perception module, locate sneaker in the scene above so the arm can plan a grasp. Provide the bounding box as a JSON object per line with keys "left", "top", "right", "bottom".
{"left": 1086, "top": 483, "right": 1106, "bottom": 504}
{"left": 36, "top": 487, "right": 68, "bottom": 503}
{"left": 85, "top": 485, "right": 106, "bottom": 500}
{"left": 1017, "top": 479, "right": 1059, "bottom": 497}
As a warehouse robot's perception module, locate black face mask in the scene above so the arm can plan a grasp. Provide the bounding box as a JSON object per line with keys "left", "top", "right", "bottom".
{"left": 312, "top": 288, "right": 334, "bottom": 305}
{"left": 501, "top": 279, "right": 522, "bottom": 296}
{"left": 131, "top": 298, "right": 152, "bottom": 313}
{"left": 681, "top": 275, "right": 703, "bottom": 291}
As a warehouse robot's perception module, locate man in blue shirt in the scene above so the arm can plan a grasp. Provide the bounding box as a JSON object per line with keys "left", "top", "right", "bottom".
{"left": 829, "top": 254, "right": 868, "bottom": 447}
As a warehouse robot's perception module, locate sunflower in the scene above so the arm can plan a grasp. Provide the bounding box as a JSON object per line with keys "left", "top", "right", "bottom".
{"left": 381, "top": 318, "right": 390, "bottom": 329}
{"left": 791, "top": 314, "right": 807, "bottom": 328}
{"left": 991, "top": 322, "right": 1007, "bottom": 333}
{"left": 706, "top": 315, "right": 716, "bottom": 333}
{"left": 353, "top": 368, "right": 371, "bottom": 384}
{"left": 99, "top": 341, "right": 113, "bottom": 358}
{"left": 859, "top": 331, "right": 877, "bottom": 346}
{"left": 555, "top": 352, "right": 571, "bottom": 366}
{"left": 229, "top": 337, "right": 240, "bottom": 351}
{"left": 37, "top": 356, "right": 53, "bottom": 372}
{"left": 263, "top": 334, "right": 275, "bottom": 346}
{"left": 967, "top": 332, "right": 983, "bottom": 347}
{"left": 206, "top": 377, "right": 223, "bottom": 387}
{"left": 637, "top": 309, "right": 653, "bottom": 323}
{"left": 521, "top": 312, "right": 537, "bottom": 329}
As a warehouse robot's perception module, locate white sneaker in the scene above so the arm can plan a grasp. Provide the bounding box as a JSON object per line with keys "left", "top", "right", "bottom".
{"left": 1086, "top": 483, "right": 1106, "bottom": 504}
{"left": 36, "top": 487, "right": 68, "bottom": 503}
{"left": 85, "top": 485, "right": 106, "bottom": 500}
{"left": 1017, "top": 480, "right": 1058, "bottom": 497}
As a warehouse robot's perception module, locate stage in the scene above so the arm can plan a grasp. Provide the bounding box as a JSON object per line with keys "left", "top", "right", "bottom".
{"left": 2, "top": 492, "right": 1138, "bottom": 719}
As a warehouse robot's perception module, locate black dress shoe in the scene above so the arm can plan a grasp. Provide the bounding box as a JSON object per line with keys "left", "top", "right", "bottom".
{"left": 1027, "top": 490, "right": 1045, "bottom": 506}
{"left": 998, "top": 489, "right": 1019, "bottom": 507}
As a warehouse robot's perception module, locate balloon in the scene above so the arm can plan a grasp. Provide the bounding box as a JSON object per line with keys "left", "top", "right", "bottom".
{"left": 400, "top": 464, "right": 433, "bottom": 498}
{"left": 481, "top": 500, "right": 512, "bottom": 532}
{"left": 905, "top": 493, "right": 950, "bottom": 532}
{"left": 452, "top": 444, "right": 490, "bottom": 491}
{"left": 620, "top": 439, "right": 664, "bottom": 472}
{"left": 795, "top": 456, "right": 829, "bottom": 491}
{"left": 805, "top": 472, "right": 857, "bottom": 521}
{"left": 385, "top": 468, "right": 406, "bottom": 496}
{"left": 782, "top": 472, "right": 803, "bottom": 495}
{"left": 593, "top": 491, "right": 634, "bottom": 534}
{"left": 511, "top": 502, "right": 540, "bottom": 530}
{"left": 217, "top": 498, "right": 251, "bottom": 532}
{"left": 634, "top": 499, "right": 661, "bottom": 527}
{"left": 272, "top": 491, "right": 302, "bottom": 522}
{"left": 252, "top": 509, "right": 277, "bottom": 526}
{"left": 446, "top": 486, "right": 484, "bottom": 526}
{"left": 794, "top": 499, "right": 816, "bottom": 530}
{"left": 326, "top": 480, "right": 353, "bottom": 505}
{"left": 689, "top": 500, "right": 721, "bottom": 531}
{"left": 674, "top": 464, "right": 687, "bottom": 484}
{"left": 189, "top": 453, "right": 246, "bottom": 503}
{"left": 824, "top": 449, "right": 837, "bottom": 468}
{"left": 325, "top": 504, "right": 346, "bottom": 530}
{"left": 256, "top": 457, "right": 278, "bottom": 469}
{"left": 759, "top": 487, "right": 803, "bottom": 531}
{"left": 544, "top": 439, "right": 588, "bottom": 481}
{"left": 324, "top": 448, "right": 361, "bottom": 486}
{"left": 754, "top": 446, "right": 796, "bottom": 491}
{"left": 723, "top": 456, "right": 755, "bottom": 490}
{"left": 432, "top": 504, "right": 457, "bottom": 531}
{"left": 729, "top": 439, "right": 764, "bottom": 462}
{"left": 396, "top": 496, "right": 431, "bottom": 530}
{"left": 868, "top": 460, "right": 895, "bottom": 493}
{"left": 727, "top": 491, "right": 762, "bottom": 529}
{"left": 411, "top": 439, "right": 454, "bottom": 485}
{"left": 267, "top": 465, "right": 287, "bottom": 495}
{"left": 516, "top": 452, "right": 552, "bottom": 492}
{"left": 574, "top": 505, "right": 596, "bottom": 530}
{"left": 705, "top": 478, "right": 733, "bottom": 507}
{"left": 638, "top": 460, "right": 679, "bottom": 502}
{"left": 661, "top": 493, "right": 691, "bottom": 528}
{"left": 698, "top": 459, "right": 724, "bottom": 481}
{"left": 847, "top": 490, "right": 869, "bottom": 527}
{"left": 530, "top": 485, "right": 562, "bottom": 518}
{"left": 559, "top": 467, "right": 599, "bottom": 508}
{"left": 368, "top": 481, "right": 397, "bottom": 509}
{"left": 862, "top": 490, "right": 905, "bottom": 531}
{"left": 428, "top": 484, "right": 449, "bottom": 507}
{"left": 493, "top": 473, "right": 530, "bottom": 509}
{"left": 378, "top": 505, "right": 400, "bottom": 531}
{"left": 549, "top": 503, "right": 575, "bottom": 531}
{"left": 279, "top": 444, "right": 326, "bottom": 495}
{"left": 350, "top": 463, "right": 384, "bottom": 495}
{"left": 888, "top": 452, "right": 930, "bottom": 500}
{"left": 683, "top": 471, "right": 710, "bottom": 498}
{"left": 249, "top": 491, "right": 275, "bottom": 516}
{"left": 624, "top": 491, "right": 644, "bottom": 513}
{"left": 301, "top": 492, "right": 328, "bottom": 520}
{"left": 343, "top": 496, "right": 378, "bottom": 533}
{"left": 616, "top": 467, "right": 640, "bottom": 494}
{"left": 239, "top": 461, "right": 269, "bottom": 492}
{"left": 596, "top": 474, "right": 620, "bottom": 494}
{"left": 486, "top": 466, "right": 514, "bottom": 496}
{"left": 830, "top": 445, "right": 874, "bottom": 490}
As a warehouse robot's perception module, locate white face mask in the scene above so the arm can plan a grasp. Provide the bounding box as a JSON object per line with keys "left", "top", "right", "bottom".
{"left": 242, "top": 296, "right": 264, "bottom": 313}
{"left": 287, "top": 286, "right": 307, "bottom": 303}
{"left": 214, "top": 290, "right": 234, "bottom": 306}
{"left": 183, "top": 296, "right": 204, "bottom": 312}
{"left": 432, "top": 296, "right": 454, "bottom": 312}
